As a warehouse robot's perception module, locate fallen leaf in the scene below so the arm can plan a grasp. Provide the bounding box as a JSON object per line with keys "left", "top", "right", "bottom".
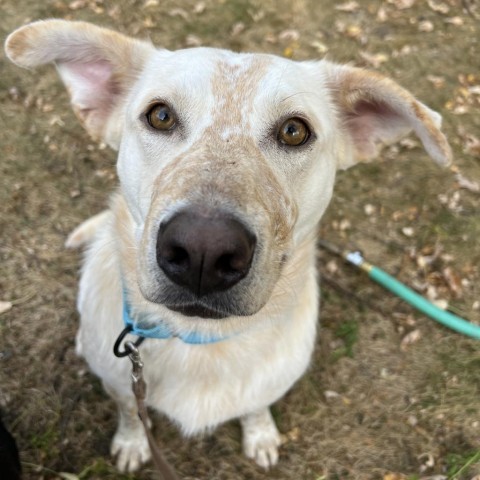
{"left": 432, "top": 298, "right": 449, "bottom": 310}
{"left": 442, "top": 267, "right": 463, "bottom": 298}
{"left": 335, "top": 1, "right": 360, "bottom": 12}
{"left": 169, "top": 8, "right": 189, "bottom": 20}
{"left": 278, "top": 29, "right": 300, "bottom": 42}
{"left": 185, "top": 34, "right": 202, "bottom": 47}
{"left": 419, "top": 20, "right": 434, "bottom": 32}
{"left": 460, "top": 131, "right": 480, "bottom": 158}
{"left": 444, "top": 16, "right": 463, "bottom": 26}
{"left": 401, "top": 329, "right": 421, "bottom": 351}
{"left": 427, "top": 0, "right": 449, "bottom": 14}
{"left": 0, "top": 301, "right": 13, "bottom": 315}
{"left": 326, "top": 260, "right": 338, "bottom": 274}
{"left": 455, "top": 173, "right": 480, "bottom": 193}
{"left": 427, "top": 75, "right": 445, "bottom": 89}
{"left": 324, "top": 390, "right": 341, "bottom": 401}
{"left": 387, "top": 0, "right": 415, "bottom": 10}
{"left": 377, "top": 5, "right": 388, "bottom": 21}
{"left": 69, "top": 0, "right": 86, "bottom": 9}
{"left": 418, "top": 452, "right": 435, "bottom": 473}
{"left": 310, "top": 40, "right": 328, "bottom": 54}
{"left": 231, "top": 22, "right": 245, "bottom": 37}
{"left": 359, "top": 51, "right": 389, "bottom": 68}
{"left": 193, "top": 1, "right": 206, "bottom": 14}
{"left": 59, "top": 474, "right": 80, "bottom": 480}
{"left": 364, "top": 203, "right": 376, "bottom": 216}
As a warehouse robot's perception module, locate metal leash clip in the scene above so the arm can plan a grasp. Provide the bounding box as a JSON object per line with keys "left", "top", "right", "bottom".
{"left": 124, "top": 340, "right": 147, "bottom": 400}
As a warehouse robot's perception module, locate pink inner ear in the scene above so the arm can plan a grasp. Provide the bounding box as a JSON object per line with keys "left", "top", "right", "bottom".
{"left": 345, "top": 99, "right": 411, "bottom": 160}
{"left": 68, "top": 60, "right": 113, "bottom": 86}
{"left": 58, "top": 59, "right": 117, "bottom": 115}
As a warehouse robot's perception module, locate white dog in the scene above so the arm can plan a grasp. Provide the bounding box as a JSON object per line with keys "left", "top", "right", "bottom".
{"left": 5, "top": 20, "right": 451, "bottom": 473}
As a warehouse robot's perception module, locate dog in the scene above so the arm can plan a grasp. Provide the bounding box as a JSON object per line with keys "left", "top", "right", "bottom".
{"left": 5, "top": 20, "right": 452, "bottom": 473}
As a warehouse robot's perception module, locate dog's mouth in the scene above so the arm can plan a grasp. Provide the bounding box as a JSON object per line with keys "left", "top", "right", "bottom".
{"left": 165, "top": 303, "right": 230, "bottom": 319}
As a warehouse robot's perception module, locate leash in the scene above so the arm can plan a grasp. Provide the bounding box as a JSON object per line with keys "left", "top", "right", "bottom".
{"left": 115, "top": 335, "right": 180, "bottom": 480}
{"left": 112, "top": 289, "right": 229, "bottom": 477}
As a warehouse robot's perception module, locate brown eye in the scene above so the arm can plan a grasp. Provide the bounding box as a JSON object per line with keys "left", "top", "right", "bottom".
{"left": 277, "top": 117, "right": 310, "bottom": 146}
{"left": 146, "top": 103, "right": 176, "bottom": 131}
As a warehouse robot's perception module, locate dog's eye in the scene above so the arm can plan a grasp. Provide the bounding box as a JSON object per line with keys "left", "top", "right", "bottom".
{"left": 277, "top": 117, "right": 310, "bottom": 146}
{"left": 146, "top": 103, "right": 177, "bottom": 131}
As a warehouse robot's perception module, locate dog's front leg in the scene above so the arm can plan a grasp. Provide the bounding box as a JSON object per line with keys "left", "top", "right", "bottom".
{"left": 103, "top": 382, "right": 152, "bottom": 472}
{"left": 240, "top": 407, "right": 282, "bottom": 469}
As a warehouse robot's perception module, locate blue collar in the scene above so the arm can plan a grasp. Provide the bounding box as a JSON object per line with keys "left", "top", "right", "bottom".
{"left": 122, "top": 290, "right": 227, "bottom": 345}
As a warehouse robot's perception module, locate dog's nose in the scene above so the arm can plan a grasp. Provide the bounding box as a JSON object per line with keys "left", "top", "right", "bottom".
{"left": 156, "top": 209, "right": 256, "bottom": 296}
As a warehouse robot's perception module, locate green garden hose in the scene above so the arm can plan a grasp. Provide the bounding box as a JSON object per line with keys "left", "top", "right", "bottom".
{"left": 318, "top": 240, "right": 480, "bottom": 340}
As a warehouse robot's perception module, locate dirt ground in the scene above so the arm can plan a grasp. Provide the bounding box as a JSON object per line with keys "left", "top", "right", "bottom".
{"left": 1, "top": 0, "right": 479, "bottom": 479}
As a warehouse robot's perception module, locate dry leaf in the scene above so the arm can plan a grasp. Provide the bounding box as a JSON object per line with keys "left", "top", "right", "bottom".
{"left": 69, "top": 0, "right": 86, "bottom": 9}
{"left": 326, "top": 260, "right": 338, "bottom": 275}
{"left": 465, "top": 135, "right": 480, "bottom": 157}
{"left": 444, "top": 16, "right": 463, "bottom": 26}
{"left": 401, "top": 329, "right": 421, "bottom": 351}
{"left": 455, "top": 173, "right": 480, "bottom": 193}
{"left": 185, "top": 34, "right": 202, "bottom": 47}
{"left": 278, "top": 29, "right": 300, "bottom": 42}
{"left": 427, "top": 0, "right": 449, "bottom": 14}
{"left": 335, "top": 1, "right": 360, "bottom": 12}
{"left": 419, "top": 20, "right": 434, "bottom": 32}
{"left": 387, "top": 0, "right": 415, "bottom": 10}
{"left": 324, "top": 390, "right": 340, "bottom": 401}
{"left": 364, "top": 204, "right": 376, "bottom": 216}
{"left": 345, "top": 24, "right": 363, "bottom": 39}
{"left": 193, "top": 1, "right": 206, "bottom": 14}
{"left": 59, "top": 474, "right": 80, "bottom": 480}
{"left": 0, "top": 301, "right": 13, "bottom": 315}
{"left": 359, "top": 51, "right": 389, "bottom": 68}
{"left": 427, "top": 75, "right": 445, "bottom": 89}
{"left": 169, "top": 8, "right": 189, "bottom": 20}
{"left": 442, "top": 267, "right": 463, "bottom": 298}
{"left": 377, "top": 5, "right": 388, "bottom": 21}
{"left": 310, "top": 40, "right": 328, "bottom": 54}
{"left": 418, "top": 453, "right": 435, "bottom": 473}
{"left": 231, "top": 22, "right": 245, "bottom": 37}
{"left": 432, "top": 298, "right": 448, "bottom": 310}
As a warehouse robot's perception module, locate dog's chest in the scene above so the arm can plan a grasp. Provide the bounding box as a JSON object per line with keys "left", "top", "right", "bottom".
{"left": 141, "top": 300, "right": 318, "bottom": 435}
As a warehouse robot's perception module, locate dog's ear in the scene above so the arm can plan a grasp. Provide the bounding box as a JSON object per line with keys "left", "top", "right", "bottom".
{"left": 5, "top": 20, "right": 155, "bottom": 148}
{"left": 323, "top": 63, "right": 452, "bottom": 169}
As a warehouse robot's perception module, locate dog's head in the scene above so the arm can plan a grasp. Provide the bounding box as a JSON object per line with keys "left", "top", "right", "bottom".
{"left": 6, "top": 20, "right": 451, "bottom": 321}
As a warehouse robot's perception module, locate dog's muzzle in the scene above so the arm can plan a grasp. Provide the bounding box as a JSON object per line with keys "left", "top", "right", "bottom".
{"left": 155, "top": 207, "right": 256, "bottom": 317}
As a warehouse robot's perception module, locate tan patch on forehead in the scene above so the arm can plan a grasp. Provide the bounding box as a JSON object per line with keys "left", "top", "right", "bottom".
{"left": 210, "top": 56, "right": 271, "bottom": 134}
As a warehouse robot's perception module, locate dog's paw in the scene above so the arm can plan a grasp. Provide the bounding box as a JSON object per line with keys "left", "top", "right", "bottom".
{"left": 111, "top": 430, "right": 151, "bottom": 472}
{"left": 241, "top": 409, "right": 282, "bottom": 469}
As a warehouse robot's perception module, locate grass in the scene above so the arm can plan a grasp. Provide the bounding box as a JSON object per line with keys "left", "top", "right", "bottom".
{"left": 1, "top": 0, "right": 479, "bottom": 479}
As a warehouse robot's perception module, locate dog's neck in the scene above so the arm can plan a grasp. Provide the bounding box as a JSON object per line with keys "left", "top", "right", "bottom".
{"left": 121, "top": 287, "right": 231, "bottom": 344}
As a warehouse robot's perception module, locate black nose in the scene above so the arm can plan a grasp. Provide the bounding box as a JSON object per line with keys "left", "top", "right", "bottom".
{"left": 156, "top": 209, "right": 256, "bottom": 296}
